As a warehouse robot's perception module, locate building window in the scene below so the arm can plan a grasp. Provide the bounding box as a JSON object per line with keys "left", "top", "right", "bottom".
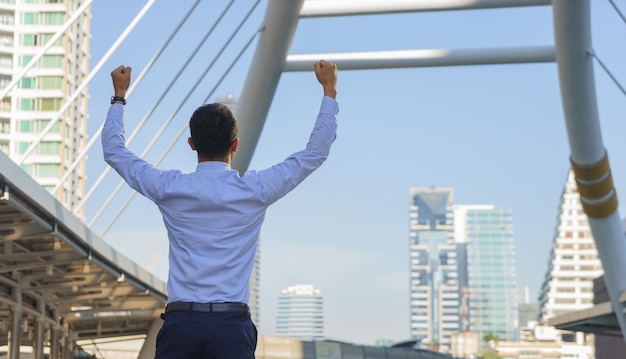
{"left": 40, "top": 33, "right": 63, "bottom": 46}
{"left": 37, "top": 163, "right": 59, "bottom": 176}
{"left": 19, "top": 141, "right": 60, "bottom": 155}
{"left": 0, "top": 54, "right": 11, "bottom": 68}
{"left": 556, "top": 287, "right": 575, "bottom": 293}
{"left": 22, "top": 13, "right": 36, "bottom": 25}
{"left": 21, "top": 78, "right": 36, "bottom": 89}
{"left": 21, "top": 55, "right": 33, "bottom": 67}
{"left": 42, "top": 12, "right": 64, "bottom": 25}
{"left": 41, "top": 98, "right": 61, "bottom": 111}
{"left": 18, "top": 142, "right": 29, "bottom": 154}
{"left": 0, "top": 33, "right": 12, "bottom": 47}
{"left": 0, "top": 121, "right": 9, "bottom": 134}
{"left": 0, "top": 12, "right": 15, "bottom": 26}
{"left": 41, "top": 76, "right": 62, "bottom": 89}
{"left": 42, "top": 54, "right": 63, "bottom": 68}
{"left": 19, "top": 99, "right": 62, "bottom": 111}
{"left": 21, "top": 99, "right": 35, "bottom": 110}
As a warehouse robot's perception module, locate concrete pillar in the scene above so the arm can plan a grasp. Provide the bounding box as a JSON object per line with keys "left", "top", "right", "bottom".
{"left": 232, "top": 0, "right": 305, "bottom": 174}
{"left": 61, "top": 333, "right": 70, "bottom": 359}
{"left": 553, "top": 0, "right": 626, "bottom": 342}
{"left": 32, "top": 300, "right": 45, "bottom": 359}
{"left": 138, "top": 318, "right": 163, "bottom": 359}
{"left": 50, "top": 326, "right": 60, "bottom": 359}
{"left": 8, "top": 278, "right": 22, "bottom": 359}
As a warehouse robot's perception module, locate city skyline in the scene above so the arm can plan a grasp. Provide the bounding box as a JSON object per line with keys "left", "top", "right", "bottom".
{"left": 408, "top": 187, "right": 519, "bottom": 351}
{"left": 5, "top": 0, "right": 622, "bottom": 345}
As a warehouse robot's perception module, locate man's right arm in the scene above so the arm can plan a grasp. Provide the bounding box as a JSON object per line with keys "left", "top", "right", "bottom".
{"left": 256, "top": 60, "right": 339, "bottom": 205}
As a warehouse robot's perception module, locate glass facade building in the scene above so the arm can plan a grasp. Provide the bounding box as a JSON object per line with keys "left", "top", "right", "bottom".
{"left": 409, "top": 187, "right": 460, "bottom": 350}
{"left": 455, "top": 205, "right": 518, "bottom": 342}
{"left": 409, "top": 187, "right": 520, "bottom": 350}
{"left": 276, "top": 284, "right": 324, "bottom": 341}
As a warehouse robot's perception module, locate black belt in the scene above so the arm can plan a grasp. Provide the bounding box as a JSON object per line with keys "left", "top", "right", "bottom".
{"left": 165, "top": 301, "right": 249, "bottom": 314}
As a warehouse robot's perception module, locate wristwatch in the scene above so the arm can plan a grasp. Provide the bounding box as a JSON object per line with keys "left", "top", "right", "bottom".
{"left": 111, "top": 96, "right": 126, "bottom": 105}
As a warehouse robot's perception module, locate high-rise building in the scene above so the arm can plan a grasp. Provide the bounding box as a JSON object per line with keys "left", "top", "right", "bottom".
{"left": 408, "top": 187, "right": 461, "bottom": 349}
{"left": 215, "top": 92, "right": 238, "bottom": 111}
{"left": 275, "top": 284, "right": 323, "bottom": 341}
{"left": 249, "top": 240, "right": 260, "bottom": 326}
{"left": 538, "top": 170, "right": 604, "bottom": 322}
{"left": 0, "top": 1, "right": 91, "bottom": 214}
{"left": 455, "top": 205, "right": 518, "bottom": 342}
{"left": 517, "top": 286, "right": 539, "bottom": 329}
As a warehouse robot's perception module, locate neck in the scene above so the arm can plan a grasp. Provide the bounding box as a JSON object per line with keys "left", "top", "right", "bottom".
{"left": 198, "top": 152, "right": 233, "bottom": 164}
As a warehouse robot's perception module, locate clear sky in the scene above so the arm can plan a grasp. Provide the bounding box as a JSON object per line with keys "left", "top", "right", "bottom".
{"left": 82, "top": 1, "right": 626, "bottom": 345}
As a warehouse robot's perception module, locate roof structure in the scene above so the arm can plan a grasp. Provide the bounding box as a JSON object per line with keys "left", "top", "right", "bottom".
{"left": 0, "top": 150, "right": 167, "bottom": 348}
{"left": 549, "top": 291, "right": 626, "bottom": 337}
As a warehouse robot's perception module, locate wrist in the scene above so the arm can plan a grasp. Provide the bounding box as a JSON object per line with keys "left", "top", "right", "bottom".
{"left": 111, "top": 96, "right": 126, "bottom": 105}
{"left": 323, "top": 88, "right": 337, "bottom": 99}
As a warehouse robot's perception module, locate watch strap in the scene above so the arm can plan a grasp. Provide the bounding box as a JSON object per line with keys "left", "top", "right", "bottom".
{"left": 111, "top": 96, "right": 126, "bottom": 105}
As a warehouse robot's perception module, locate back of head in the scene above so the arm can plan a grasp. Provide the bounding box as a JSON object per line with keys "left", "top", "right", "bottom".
{"left": 189, "top": 103, "right": 238, "bottom": 158}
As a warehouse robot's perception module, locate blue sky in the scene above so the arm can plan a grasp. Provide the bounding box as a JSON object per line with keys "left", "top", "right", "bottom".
{"left": 82, "top": 1, "right": 626, "bottom": 345}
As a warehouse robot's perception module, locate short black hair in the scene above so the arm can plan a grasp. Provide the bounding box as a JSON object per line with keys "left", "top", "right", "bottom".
{"left": 189, "top": 103, "right": 238, "bottom": 158}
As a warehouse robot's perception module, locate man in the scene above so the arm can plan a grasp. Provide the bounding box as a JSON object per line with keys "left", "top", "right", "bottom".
{"left": 102, "top": 60, "right": 338, "bottom": 358}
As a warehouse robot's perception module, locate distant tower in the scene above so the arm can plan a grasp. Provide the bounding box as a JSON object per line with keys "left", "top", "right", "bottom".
{"left": 215, "top": 93, "right": 238, "bottom": 113}
{"left": 408, "top": 187, "right": 460, "bottom": 350}
{"left": 275, "top": 284, "right": 324, "bottom": 341}
{"left": 538, "top": 170, "right": 604, "bottom": 322}
{"left": 0, "top": 2, "right": 91, "bottom": 215}
{"left": 455, "top": 205, "right": 518, "bottom": 342}
{"left": 248, "top": 241, "right": 260, "bottom": 327}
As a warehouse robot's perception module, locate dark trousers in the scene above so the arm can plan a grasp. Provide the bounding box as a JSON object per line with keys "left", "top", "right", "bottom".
{"left": 155, "top": 311, "right": 257, "bottom": 359}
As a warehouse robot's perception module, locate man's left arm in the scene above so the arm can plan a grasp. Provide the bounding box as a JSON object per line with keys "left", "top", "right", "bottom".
{"left": 256, "top": 96, "right": 338, "bottom": 205}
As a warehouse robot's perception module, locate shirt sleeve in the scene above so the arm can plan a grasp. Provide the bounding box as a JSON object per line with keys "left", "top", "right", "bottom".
{"left": 101, "top": 104, "right": 167, "bottom": 202}
{"left": 256, "top": 96, "right": 339, "bottom": 205}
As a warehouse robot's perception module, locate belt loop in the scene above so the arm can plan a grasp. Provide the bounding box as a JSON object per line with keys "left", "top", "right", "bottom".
{"left": 210, "top": 303, "right": 213, "bottom": 312}
{"left": 188, "top": 302, "right": 193, "bottom": 312}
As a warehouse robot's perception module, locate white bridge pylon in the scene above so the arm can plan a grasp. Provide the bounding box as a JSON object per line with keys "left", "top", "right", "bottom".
{"left": 234, "top": 0, "right": 626, "bottom": 343}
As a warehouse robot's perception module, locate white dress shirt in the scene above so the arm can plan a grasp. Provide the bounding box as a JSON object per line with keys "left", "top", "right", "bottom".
{"left": 102, "top": 96, "right": 338, "bottom": 304}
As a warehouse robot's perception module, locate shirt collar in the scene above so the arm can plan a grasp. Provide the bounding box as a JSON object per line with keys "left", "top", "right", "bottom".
{"left": 196, "top": 161, "right": 231, "bottom": 172}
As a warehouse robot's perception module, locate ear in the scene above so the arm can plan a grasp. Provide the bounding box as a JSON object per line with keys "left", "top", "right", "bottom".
{"left": 231, "top": 138, "right": 239, "bottom": 153}
{"left": 188, "top": 137, "right": 196, "bottom": 151}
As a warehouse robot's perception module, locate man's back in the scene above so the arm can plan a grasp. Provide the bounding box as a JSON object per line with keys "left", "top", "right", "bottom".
{"left": 103, "top": 59, "right": 338, "bottom": 359}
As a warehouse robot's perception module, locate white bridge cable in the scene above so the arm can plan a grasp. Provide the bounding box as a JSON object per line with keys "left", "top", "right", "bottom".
{"left": 88, "top": 0, "right": 255, "bottom": 226}
{"left": 91, "top": 0, "right": 262, "bottom": 231}
{"left": 70, "top": 0, "right": 229, "bottom": 207}
{"left": 609, "top": 0, "right": 626, "bottom": 24}
{"left": 18, "top": 0, "right": 157, "bottom": 166}
{"left": 56, "top": 0, "right": 204, "bottom": 197}
{"left": 99, "top": 30, "right": 260, "bottom": 237}
{"left": 0, "top": 0, "right": 94, "bottom": 102}
{"left": 589, "top": 48, "right": 626, "bottom": 98}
